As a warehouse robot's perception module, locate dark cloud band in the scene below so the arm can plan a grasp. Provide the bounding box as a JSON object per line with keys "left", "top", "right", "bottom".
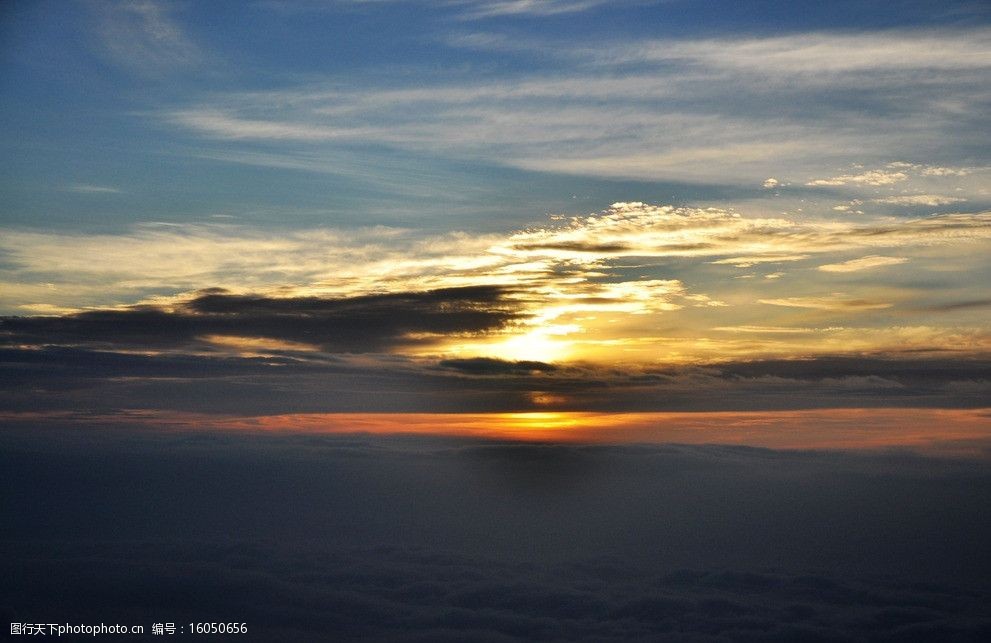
{"left": 0, "top": 285, "right": 521, "bottom": 353}
{"left": 1, "top": 344, "right": 987, "bottom": 415}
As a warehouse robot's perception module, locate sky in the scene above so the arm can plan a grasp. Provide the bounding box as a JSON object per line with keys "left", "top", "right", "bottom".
{"left": 3, "top": 2, "right": 991, "bottom": 640}
{"left": 2, "top": 1, "right": 990, "bottom": 440}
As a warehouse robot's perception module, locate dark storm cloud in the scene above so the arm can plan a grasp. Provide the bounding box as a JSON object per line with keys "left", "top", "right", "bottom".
{"left": 2, "top": 430, "right": 990, "bottom": 641}
{"left": 0, "top": 285, "right": 520, "bottom": 353}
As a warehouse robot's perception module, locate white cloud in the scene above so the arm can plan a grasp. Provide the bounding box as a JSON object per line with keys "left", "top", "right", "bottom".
{"left": 807, "top": 170, "right": 908, "bottom": 187}
{"left": 328, "top": 0, "right": 626, "bottom": 19}
{"left": 592, "top": 28, "right": 991, "bottom": 74}
{"left": 454, "top": 0, "right": 614, "bottom": 18}
{"left": 162, "top": 24, "right": 991, "bottom": 185}
{"left": 888, "top": 162, "right": 977, "bottom": 177}
{"left": 712, "top": 326, "right": 816, "bottom": 334}
{"left": 759, "top": 297, "right": 893, "bottom": 311}
{"left": 710, "top": 255, "right": 809, "bottom": 268}
{"left": 5, "top": 206, "right": 987, "bottom": 313}
{"left": 818, "top": 256, "right": 909, "bottom": 273}
{"left": 874, "top": 195, "right": 967, "bottom": 206}
{"left": 171, "top": 110, "right": 367, "bottom": 141}
{"left": 93, "top": 0, "right": 201, "bottom": 74}
{"left": 66, "top": 184, "right": 122, "bottom": 194}
{"left": 504, "top": 203, "right": 991, "bottom": 263}
{"left": 920, "top": 166, "right": 974, "bottom": 177}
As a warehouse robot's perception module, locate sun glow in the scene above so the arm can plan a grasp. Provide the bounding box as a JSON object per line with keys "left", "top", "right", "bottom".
{"left": 489, "top": 328, "right": 573, "bottom": 362}
{"left": 438, "top": 325, "right": 578, "bottom": 363}
{"left": 13, "top": 409, "right": 988, "bottom": 454}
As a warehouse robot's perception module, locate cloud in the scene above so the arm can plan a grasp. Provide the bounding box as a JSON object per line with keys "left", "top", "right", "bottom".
{"left": 711, "top": 325, "right": 815, "bottom": 334}
{"left": 91, "top": 0, "right": 201, "bottom": 74}
{"left": 503, "top": 203, "right": 991, "bottom": 264}
{"left": 326, "top": 0, "right": 628, "bottom": 19}
{"left": 0, "top": 285, "right": 522, "bottom": 354}
{"left": 3, "top": 203, "right": 990, "bottom": 366}
{"left": 2, "top": 429, "right": 991, "bottom": 640}
{"left": 758, "top": 296, "right": 893, "bottom": 310}
{"left": 710, "top": 255, "right": 809, "bottom": 268}
{"left": 2, "top": 335, "right": 990, "bottom": 414}
{"left": 511, "top": 142, "right": 813, "bottom": 182}
{"left": 453, "top": 0, "right": 619, "bottom": 19}
{"left": 456, "top": 25, "right": 991, "bottom": 75}
{"left": 912, "top": 299, "right": 991, "bottom": 313}
{"left": 874, "top": 194, "right": 968, "bottom": 206}
{"left": 817, "top": 255, "right": 909, "bottom": 273}
{"left": 920, "top": 165, "right": 976, "bottom": 177}
{"left": 576, "top": 27, "right": 991, "bottom": 73}
{"left": 161, "top": 26, "right": 991, "bottom": 184}
{"left": 0, "top": 223, "right": 503, "bottom": 310}
{"left": 7, "top": 538, "right": 991, "bottom": 642}
{"left": 801, "top": 163, "right": 988, "bottom": 199}
{"left": 439, "top": 357, "right": 558, "bottom": 375}
{"left": 171, "top": 109, "right": 367, "bottom": 141}
{"left": 807, "top": 169, "right": 908, "bottom": 186}
{"left": 888, "top": 161, "right": 979, "bottom": 177}
{"left": 65, "top": 183, "right": 122, "bottom": 194}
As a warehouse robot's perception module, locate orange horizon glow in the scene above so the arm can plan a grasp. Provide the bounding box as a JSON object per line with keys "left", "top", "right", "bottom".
{"left": 7, "top": 408, "right": 989, "bottom": 455}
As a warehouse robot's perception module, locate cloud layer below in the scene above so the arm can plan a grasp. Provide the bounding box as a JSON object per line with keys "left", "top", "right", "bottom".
{"left": 3, "top": 428, "right": 990, "bottom": 641}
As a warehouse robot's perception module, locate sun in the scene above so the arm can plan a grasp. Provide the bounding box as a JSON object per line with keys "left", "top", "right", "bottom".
{"left": 489, "top": 329, "right": 571, "bottom": 363}
{"left": 433, "top": 321, "right": 580, "bottom": 364}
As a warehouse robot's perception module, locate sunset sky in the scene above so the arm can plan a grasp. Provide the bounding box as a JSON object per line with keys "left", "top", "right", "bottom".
{"left": 4, "top": 3, "right": 991, "bottom": 640}
{"left": 1, "top": 0, "right": 990, "bottom": 444}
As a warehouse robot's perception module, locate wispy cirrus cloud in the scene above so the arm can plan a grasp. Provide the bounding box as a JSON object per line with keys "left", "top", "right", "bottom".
{"left": 327, "top": 0, "right": 641, "bottom": 19}
{"left": 874, "top": 194, "right": 967, "bottom": 206}
{"left": 453, "top": 0, "right": 618, "bottom": 18}
{"left": 156, "top": 22, "right": 991, "bottom": 187}
{"left": 758, "top": 296, "right": 893, "bottom": 311}
{"left": 710, "top": 255, "right": 809, "bottom": 268}
{"left": 818, "top": 255, "right": 909, "bottom": 273}
{"left": 172, "top": 109, "right": 367, "bottom": 141}
{"left": 64, "top": 183, "right": 122, "bottom": 194}
{"left": 90, "top": 0, "right": 201, "bottom": 74}
{"left": 594, "top": 28, "right": 991, "bottom": 74}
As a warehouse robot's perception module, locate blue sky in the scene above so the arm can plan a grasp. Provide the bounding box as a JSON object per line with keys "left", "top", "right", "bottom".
{"left": 2, "top": 0, "right": 989, "bottom": 234}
